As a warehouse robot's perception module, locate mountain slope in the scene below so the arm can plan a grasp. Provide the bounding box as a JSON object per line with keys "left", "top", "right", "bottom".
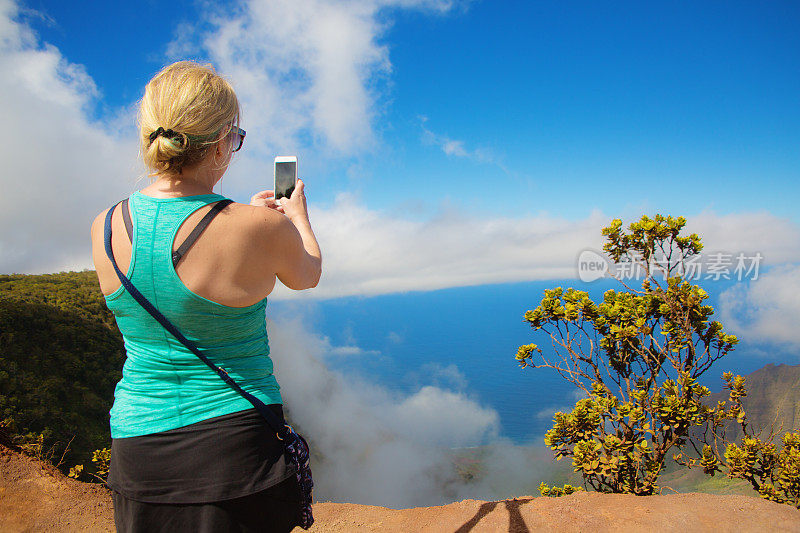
{"left": 704, "top": 362, "right": 800, "bottom": 445}
{"left": 0, "top": 271, "right": 125, "bottom": 469}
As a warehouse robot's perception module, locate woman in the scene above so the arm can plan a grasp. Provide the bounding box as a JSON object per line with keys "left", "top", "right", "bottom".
{"left": 90, "top": 61, "right": 322, "bottom": 532}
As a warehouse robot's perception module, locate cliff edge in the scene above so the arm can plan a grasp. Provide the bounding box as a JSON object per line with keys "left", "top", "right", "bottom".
{"left": 2, "top": 445, "right": 799, "bottom": 533}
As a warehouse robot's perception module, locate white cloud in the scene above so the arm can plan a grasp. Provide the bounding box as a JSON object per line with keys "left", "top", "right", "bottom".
{"left": 418, "top": 362, "right": 469, "bottom": 390}
{"left": 267, "top": 313, "right": 550, "bottom": 507}
{"left": 263, "top": 194, "right": 609, "bottom": 299}
{"left": 718, "top": 263, "right": 800, "bottom": 352}
{"left": 419, "top": 115, "right": 499, "bottom": 163}
{"left": 0, "top": 0, "right": 140, "bottom": 273}
{"left": 393, "top": 386, "right": 499, "bottom": 446}
{"left": 404, "top": 362, "right": 470, "bottom": 391}
{"left": 327, "top": 344, "right": 381, "bottom": 357}
{"left": 171, "top": 0, "right": 462, "bottom": 158}
{"left": 314, "top": 322, "right": 383, "bottom": 357}
{"left": 684, "top": 210, "right": 800, "bottom": 266}
{"left": 264, "top": 199, "right": 800, "bottom": 300}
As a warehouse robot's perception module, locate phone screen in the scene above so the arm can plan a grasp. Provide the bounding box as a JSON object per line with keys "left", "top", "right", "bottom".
{"left": 275, "top": 161, "right": 296, "bottom": 200}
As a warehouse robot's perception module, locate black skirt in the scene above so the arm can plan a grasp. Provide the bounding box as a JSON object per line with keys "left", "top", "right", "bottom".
{"left": 108, "top": 405, "right": 301, "bottom": 533}
{"left": 111, "top": 476, "right": 301, "bottom": 533}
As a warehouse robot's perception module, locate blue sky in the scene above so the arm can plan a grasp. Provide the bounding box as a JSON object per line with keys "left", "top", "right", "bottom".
{"left": 15, "top": 0, "right": 800, "bottom": 222}
{"left": 3, "top": 0, "right": 798, "bottom": 371}
{"left": 2, "top": 0, "right": 799, "bottom": 461}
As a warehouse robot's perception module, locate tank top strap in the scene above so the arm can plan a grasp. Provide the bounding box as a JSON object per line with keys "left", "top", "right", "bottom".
{"left": 121, "top": 198, "right": 133, "bottom": 242}
{"left": 171, "top": 199, "right": 234, "bottom": 267}
{"left": 126, "top": 192, "right": 229, "bottom": 286}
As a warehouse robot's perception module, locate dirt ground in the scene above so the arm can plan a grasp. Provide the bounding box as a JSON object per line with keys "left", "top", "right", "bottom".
{"left": 2, "top": 445, "right": 799, "bottom": 533}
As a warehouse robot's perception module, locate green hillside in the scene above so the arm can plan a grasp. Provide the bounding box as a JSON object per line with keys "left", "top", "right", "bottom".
{"left": 701, "top": 362, "right": 800, "bottom": 447}
{"left": 0, "top": 271, "right": 124, "bottom": 470}
{"left": 660, "top": 362, "right": 800, "bottom": 495}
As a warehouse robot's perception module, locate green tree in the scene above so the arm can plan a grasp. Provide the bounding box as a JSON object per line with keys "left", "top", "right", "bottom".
{"left": 516, "top": 215, "right": 740, "bottom": 495}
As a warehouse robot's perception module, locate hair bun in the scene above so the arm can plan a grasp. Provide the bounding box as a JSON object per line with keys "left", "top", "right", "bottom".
{"left": 138, "top": 61, "right": 240, "bottom": 175}
{"left": 149, "top": 127, "right": 184, "bottom": 146}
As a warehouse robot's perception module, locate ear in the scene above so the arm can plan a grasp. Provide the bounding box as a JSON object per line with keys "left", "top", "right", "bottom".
{"left": 214, "top": 136, "right": 228, "bottom": 159}
{"left": 216, "top": 129, "right": 231, "bottom": 155}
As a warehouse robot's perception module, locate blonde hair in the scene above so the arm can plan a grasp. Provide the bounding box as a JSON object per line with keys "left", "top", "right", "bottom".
{"left": 138, "top": 61, "right": 240, "bottom": 175}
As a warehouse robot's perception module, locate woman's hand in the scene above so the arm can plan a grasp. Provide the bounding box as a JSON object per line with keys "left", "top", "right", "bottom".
{"left": 250, "top": 190, "right": 284, "bottom": 213}
{"left": 277, "top": 179, "right": 309, "bottom": 223}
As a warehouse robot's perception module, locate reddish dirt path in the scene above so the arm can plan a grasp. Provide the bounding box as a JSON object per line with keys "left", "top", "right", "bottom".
{"left": 0, "top": 446, "right": 114, "bottom": 532}
{"left": 308, "top": 491, "right": 800, "bottom": 532}
{"left": 2, "top": 446, "right": 799, "bottom": 532}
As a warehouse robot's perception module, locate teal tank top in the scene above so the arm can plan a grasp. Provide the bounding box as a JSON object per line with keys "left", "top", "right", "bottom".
{"left": 105, "top": 191, "right": 282, "bottom": 439}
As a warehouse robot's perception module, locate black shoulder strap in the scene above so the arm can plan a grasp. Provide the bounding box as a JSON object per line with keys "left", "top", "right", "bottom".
{"left": 172, "top": 199, "right": 234, "bottom": 267}
{"left": 121, "top": 198, "right": 133, "bottom": 242}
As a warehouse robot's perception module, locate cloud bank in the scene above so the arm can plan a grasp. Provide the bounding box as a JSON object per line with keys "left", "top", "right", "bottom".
{"left": 266, "top": 313, "right": 555, "bottom": 507}
{"left": 267, "top": 198, "right": 800, "bottom": 300}
{"left": 683, "top": 210, "right": 800, "bottom": 267}
{"left": 0, "top": 0, "right": 140, "bottom": 273}
{"left": 718, "top": 263, "right": 800, "bottom": 351}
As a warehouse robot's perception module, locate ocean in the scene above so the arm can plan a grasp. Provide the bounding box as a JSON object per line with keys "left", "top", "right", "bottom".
{"left": 270, "top": 276, "right": 786, "bottom": 446}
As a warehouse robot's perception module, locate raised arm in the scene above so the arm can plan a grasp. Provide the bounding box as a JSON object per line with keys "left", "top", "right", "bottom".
{"left": 252, "top": 179, "right": 321, "bottom": 290}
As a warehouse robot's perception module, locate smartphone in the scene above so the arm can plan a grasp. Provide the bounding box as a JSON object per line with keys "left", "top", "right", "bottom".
{"left": 274, "top": 156, "right": 297, "bottom": 201}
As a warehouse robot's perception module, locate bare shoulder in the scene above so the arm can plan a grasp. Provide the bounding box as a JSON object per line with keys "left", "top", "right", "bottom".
{"left": 226, "top": 202, "right": 294, "bottom": 240}
{"left": 90, "top": 207, "right": 112, "bottom": 240}
{"left": 219, "top": 203, "right": 299, "bottom": 286}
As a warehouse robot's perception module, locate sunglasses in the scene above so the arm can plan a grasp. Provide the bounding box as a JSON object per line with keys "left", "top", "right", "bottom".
{"left": 229, "top": 126, "right": 246, "bottom": 152}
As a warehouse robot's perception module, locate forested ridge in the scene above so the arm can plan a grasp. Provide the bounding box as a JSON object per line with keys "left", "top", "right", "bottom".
{"left": 0, "top": 271, "right": 124, "bottom": 471}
